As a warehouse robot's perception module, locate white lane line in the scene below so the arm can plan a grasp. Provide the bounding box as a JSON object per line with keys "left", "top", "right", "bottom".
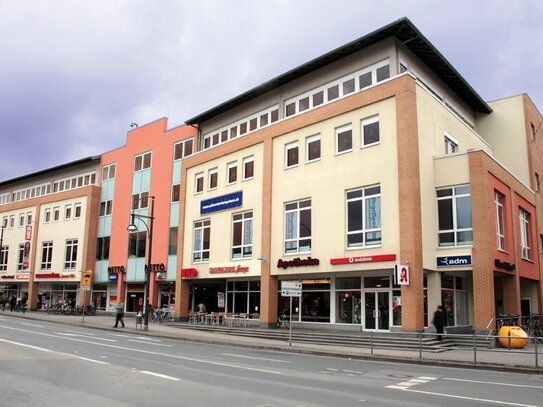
{"left": 444, "top": 377, "right": 543, "bottom": 389}
{"left": 0, "top": 324, "right": 281, "bottom": 375}
{"left": 343, "top": 369, "right": 363, "bottom": 374}
{"left": 21, "top": 323, "right": 45, "bottom": 328}
{"left": 404, "top": 388, "right": 541, "bottom": 407}
{"left": 135, "top": 336, "right": 162, "bottom": 342}
{"left": 140, "top": 370, "right": 181, "bottom": 381}
{"left": 128, "top": 339, "right": 171, "bottom": 347}
{"left": 56, "top": 333, "right": 117, "bottom": 342}
{"left": 0, "top": 338, "right": 110, "bottom": 365}
{"left": 419, "top": 376, "right": 437, "bottom": 380}
{"left": 325, "top": 368, "right": 339, "bottom": 371}
{"left": 219, "top": 353, "right": 291, "bottom": 363}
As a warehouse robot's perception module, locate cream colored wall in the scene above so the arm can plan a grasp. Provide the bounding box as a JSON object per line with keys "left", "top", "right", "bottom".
{"left": 270, "top": 98, "right": 399, "bottom": 276}
{"left": 0, "top": 206, "right": 36, "bottom": 272}
{"left": 183, "top": 144, "right": 264, "bottom": 278}
{"left": 475, "top": 96, "right": 530, "bottom": 186}
{"left": 37, "top": 196, "right": 88, "bottom": 275}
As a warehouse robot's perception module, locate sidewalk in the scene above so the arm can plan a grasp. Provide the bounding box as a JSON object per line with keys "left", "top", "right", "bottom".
{"left": 1, "top": 310, "right": 541, "bottom": 374}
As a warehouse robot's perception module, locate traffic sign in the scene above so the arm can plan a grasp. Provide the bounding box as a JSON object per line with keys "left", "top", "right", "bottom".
{"left": 82, "top": 286, "right": 91, "bottom": 291}
{"left": 82, "top": 270, "right": 93, "bottom": 287}
{"left": 281, "top": 289, "right": 301, "bottom": 297}
{"left": 281, "top": 281, "right": 302, "bottom": 290}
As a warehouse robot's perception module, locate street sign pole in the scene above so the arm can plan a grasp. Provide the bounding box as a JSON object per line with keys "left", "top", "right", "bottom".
{"left": 289, "top": 296, "right": 293, "bottom": 346}
{"left": 82, "top": 289, "right": 86, "bottom": 323}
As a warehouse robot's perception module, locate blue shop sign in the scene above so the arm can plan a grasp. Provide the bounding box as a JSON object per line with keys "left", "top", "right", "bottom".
{"left": 108, "top": 273, "right": 118, "bottom": 281}
{"left": 436, "top": 255, "right": 472, "bottom": 267}
{"left": 201, "top": 191, "right": 243, "bottom": 215}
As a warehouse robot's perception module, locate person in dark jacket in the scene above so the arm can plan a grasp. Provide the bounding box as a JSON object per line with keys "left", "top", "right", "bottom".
{"left": 114, "top": 301, "right": 125, "bottom": 328}
{"left": 10, "top": 295, "right": 16, "bottom": 312}
{"left": 432, "top": 305, "right": 445, "bottom": 341}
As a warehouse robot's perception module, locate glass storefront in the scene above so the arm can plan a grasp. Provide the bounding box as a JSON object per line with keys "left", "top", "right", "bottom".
{"left": 226, "top": 280, "right": 260, "bottom": 317}
{"left": 441, "top": 273, "right": 469, "bottom": 326}
{"left": 92, "top": 284, "right": 108, "bottom": 310}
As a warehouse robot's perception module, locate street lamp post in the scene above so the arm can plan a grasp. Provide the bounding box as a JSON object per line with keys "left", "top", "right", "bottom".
{"left": 127, "top": 196, "right": 155, "bottom": 331}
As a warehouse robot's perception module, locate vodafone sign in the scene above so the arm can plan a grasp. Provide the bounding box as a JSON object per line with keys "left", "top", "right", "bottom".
{"left": 330, "top": 254, "right": 396, "bottom": 265}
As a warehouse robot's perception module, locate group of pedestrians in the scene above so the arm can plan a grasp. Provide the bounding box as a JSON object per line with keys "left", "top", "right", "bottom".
{"left": 0, "top": 295, "right": 27, "bottom": 313}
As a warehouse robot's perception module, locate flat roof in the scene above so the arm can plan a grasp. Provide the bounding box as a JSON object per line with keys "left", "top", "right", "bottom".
{"left": 186, "top": 17, "right": 491, "bottom": 125}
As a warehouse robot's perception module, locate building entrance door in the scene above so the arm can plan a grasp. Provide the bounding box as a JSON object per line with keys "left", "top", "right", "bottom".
{"left": 364, "top": 291, "right": 390, "bottom": 331}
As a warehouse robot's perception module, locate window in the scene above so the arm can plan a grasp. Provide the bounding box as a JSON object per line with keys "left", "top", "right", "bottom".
{"left": 64, "top": 205, "right": 72, "bottom": 220}
{"left": 531, "top": 123, "right": 536, "bottom": 140}
{"left": 327, "top": 84, "right": 339, "bottom": 101}
{"left": 208, "top": 168, "right": 218, "bottom": 190}
{"left": 437, "top": 185, "right": 472, "bottom": 247}
{"left": 286, "top": 102, "right": 296, "bottom": 117}
{"left": 536, "top": 173, "right": 541, "bottom": 192}
{"left": 174, "top": 138, "right": 194, "bottom": 160}
{"left": 336, "top": 124, "right": 352, "bottom": 154}
{"left": 74, "top": 203, "right": 82, "bottom": 219}
{"left": 519, "top": 209, "right": 531, "bottom": 260}
{"left": 1, "top": 217, "right": 7, "bottom": 228}
{"left": 134, "top": 152, "right": 152, "bottom": 172}
{"left": 9, "top": 215, "right": 15, "bottom": 228}
{"left": 168, "top": 227, "right": 178, "bottom": 255}
{"left": 99, "top": 200, "right": 113, "bottom": 216}
{"left": 96, "top": 236, "right": 110, "bottom": 261}
{"left": 376, "top": 65, "right": 390, "bottom": 82}
{"left": 17, "top": 244, "right": 24, "bottom": 271}
{"left": 284, "top": 199, "right": 311, "bottom": 254}
{"left": 495, "top": 192, "right": 505, "bottom": 251}
{"left": 172, "top": 184, "right": 180, "bottom": 202}
{"left": 444, "top": 133, "right": 458, "bottom": 154}
{"left": 243, "top": 156, "right": 254, "bottom": 180}
{"left": 128, "top": 231, "right": 147, "bottom": 258}
{"left": 0, "top": 245, "right": 8, "bottom": 271}
{"left": 227, "top": 162, "right": 237, "bottom": 184}
{"left": 346, "top": 185, "right": 381, "bottom": 248}
{"left": 44, "top": 209, "right": 51, "bottom": 223}
{"left": 285, "top": 142, "right": 299, "bottom": 168}
{"left": 132, "top": 192, "right": 149, "bottom": 209}
{"left": 18, "top": 214, "right": 24, "bottom": 227}
{"left": 53, "top": 207, "right": 60, "bottom": 222}
{"left": 193, "top": 220, "right": 210, "bottom": 262}
{"left": 102, "top": 164, "right": 116, "bottom": 181}
{"left": 232, "top": 211, "right": 253, "bottom": 259}
{"left": 306, "top": 135, "right": 321, "bottom": 162}
{"left": 26, "top": 212, "right": 32, "bottom": 225}
{"left": 41, "top": 241, "right": 53, "bottom": 270}
{"left": 64, "top": 239, "right": 78, "bottom": 269}
{"left": 362, "top": 116, "right": 380, "bottom": 147}
{"left": 195, "top": 173, "right": 204, "bottom": 194}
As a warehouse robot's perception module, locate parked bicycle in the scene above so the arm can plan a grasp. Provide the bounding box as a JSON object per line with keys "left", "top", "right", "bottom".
{"left": 277, "top": 309, "right": 290, "bottom": 329}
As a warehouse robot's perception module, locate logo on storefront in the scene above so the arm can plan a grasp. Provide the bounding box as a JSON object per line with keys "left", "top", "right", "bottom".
{"left": 436, "top": 255, "right": 472, "bottom": 267}
{"left": 108, "top": 266, "right": 125, "bottom": 274}
{"left": 330, "top": 254, "right": 396, "bottom": 265}
{"left": 495, "top": 259, "right": 515, "bottom": 272}
{"left": 394, "top": 264, "right": 410, "bottom": 286}
{"left": 276, "top": 257, "right": 320, "bottom": 270}
{"left": 34, "top": 273, "right": 76, "bottom": 279}
{"left": 180, "top": 268, "right": 198, "bottom": 278}
{"left": 209, "top": 265, "right": 249, "bottom": 274}
{"left": 200, "top": 191, "right": 243, "bottom": 215}
{"left": 145, "top": 263, "right": 166, "bottom": 272}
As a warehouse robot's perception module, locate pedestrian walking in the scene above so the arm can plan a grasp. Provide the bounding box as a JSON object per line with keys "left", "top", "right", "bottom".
{"left": 114, "top": 301, "right": 125, "bottom": 328}
{"left": 197, "top": 301, "right": 206, "bottom": 313}
{"left": 10, "top": 295, "right": 16, "bottom": 312}
{"left": 432, "top": 305, "right": 445, "bottom": 341}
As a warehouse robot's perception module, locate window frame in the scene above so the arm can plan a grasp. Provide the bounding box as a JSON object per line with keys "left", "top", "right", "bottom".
{"left": 335, "top": 124, "right": 353, "bottom": 155}
{"left": 519, "top": 208, "right": 531, "bottom": 260}
{"left": 227, "top": 162, "right": 238, "bottom": 185}
{"left": 242, "top": 156, "right": 254, "bottom": 180}
{"left": 285, "top": 141, "right": 299, "bottom": 168}
{"left": 346, "top": 185, "right": 382, "bottom": 248}
{"left": 232, "top": 211, "right": 253, "bottom": 259}
{"left": 193, "top": 219, "right": 211, "bottom": 263}
{"left": 361, "top": 116, "right": 380, "bottom": 148}
{"left": 284, "top": 199, "right": 312, "bottom": 255}
{"left": 0, "top": 245, "right": 8, "bottom": 271}
{"left": 64, "top": 204, "right": 72, "bottom": 221}
{"left": 436, "top": 185, "right": 473, "bottom": 247}
{"left": 495, "top": 192, "right": 505, "bottom": 251}
{"left": 134, "top": 152, "right": 152, "bottom": 172}
{"left": 195, "top": 173, "right": 204, "bottom": 194}
{"left": 444, "top": 132, "right": 459, "bottom": 155}
{"left": 40, "top": 241, "right": 53, "bottom": 270}
{"left": 64, "top": 239, "right": 78, "bottom": 269}
{"left": 208, "top": 168, "right": 218, "bottom": 190}
{"left": 306, "top": 134, "right": 321, "bottom": 163}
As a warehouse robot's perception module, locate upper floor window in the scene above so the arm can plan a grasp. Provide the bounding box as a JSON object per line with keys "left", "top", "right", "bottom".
{"left": 437, "top": 185, "right": 472, "bottom": 247}
{"left": 1, "top": 217, "right": 7, "bottom": 228}
{"left": 26, "top": 212, "right": 32, "bottom": 225}
{"left": 284, "top": 199, "right": 311, "bottom": 254}
{"left": 168, "top": 227, "right": 178, "bottom": 255}
{"left": 64, "top": 205, "right": 72, "bottom": 220}
{"left": 208, "top": 168, "right": 218, "bottom": 190}
{"left": 444, "top": 133, "right": 458, "bottom": 154}
{"left": 495, "top": 192, "right": 505, "bottom": 251}
{"left": 519, "top": 209, "right": 531, "bottom": 260}
{"left": 99, "top": 200, "right": 113, "bottom": 217}
{"left": 232, "top": 211, "right": 253, "bottom": 259}
{"left": 346, "top": 185, "right": 381, "bottom": 248}
{"left": 9, "top": 215, "right": 14, "bottom": 228}
{"left": 174, "top": 138, "right": 194, "bottom": 160}
{"left": 40, "top": 241, "right": 53, "bottom": 270}
{"left": 17, "top": 244, "right": 24, "bottom": 271}
{"left": 102, "top": 164, "right": 116, "bottom": 181}
{"left": 132, "top": 192, "right": 149, "bottom": 210}
{"left": 285, "top": 142, "right": 299, "bottom": 168}
{"left": 0, "top": 245, "right": 8, "bottom": 271}
{"left": 195, "top": 173, "right": 204, "bottom": 194}
{"left": 531, "top": 123, "right": 536, "bottom": 140}
{"left": 362, "top": 116, "right": 380, "bottom": 147}
{"left": 306, "top": 135, "right": 321, "bottom": 163}
{"left": 172, "top": 184, "right": 180, "bottom": 203}
{"left": 128, "top": 231, "right": 147, "bottom": 258}
{"left": 96, "top": 236, "right": 110, "bottom": 261}
{"left": 44, "top": 209, "right": 51, "bottom": 224}
{"left": 64, "top": 239, "right": 78, "bottom": 269}
{"left": 19, "top": 213, "right": 25, "bottom": 227}
{"left": 336, "top": 124, "right": 352, "bottom": 154}
{"left": 53, "top": 207, "right": 60, "bottom": 222}
{"left": 227, "top": 162, "right": 237, "bottom": 185}
{"left": 193, "top": 220, "right": 210, "bottom": 263}
{"left": 243, "top": 156, "right": 254, "bottom": 180}
{"left": 74, "top": 203, "right": 82, "bottom": 219}
{"left": 134, "top": 152, "right": 152, "bottom": 172}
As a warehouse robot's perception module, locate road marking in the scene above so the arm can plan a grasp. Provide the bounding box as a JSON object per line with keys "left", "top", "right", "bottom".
{"left": 343, "top": 369, "right": 363, "bottom": 374}
{"left": 219, "top": 353, "right": 291, "bottom": 363}
{"left": 135, "top": 336, "right": 162, "bottom": 342}
{"left": 139, "top": 370, "right": 181, "bottom": 381}
{"left": 20, "top": 322, "right": 44, "bottom": 328}
{"left": 56, "top": 333, "right": 117, "bottom": 342}
{"left": 325, "top": 368, "right": 339, "bottom": 371}
{"left": 386, "top": 376, "right": 436, "bottom": 390}
{"left": 444, "top": 377, "right": 543, "bottom": 389}
{"left": 128, "top": 339, "right": 171, "bottom": 347}
{"left": 0, "top": 338, "right": 110, "bottom": 365}
{"left": 404, "top": 388, "right": 541, "bottom": 407}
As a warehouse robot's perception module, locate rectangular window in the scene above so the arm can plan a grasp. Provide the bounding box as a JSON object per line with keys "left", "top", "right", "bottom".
{"left": 298, "top": 97, "right": 310, "bottom": 112}
{"left": 19, "top": 214, "right": 24, "bottom": 227}
{"left": 249, "top": 118, "right": 258, "bottom": 131}
{"left": 376, "top": 65, "right": 390, "bottom": 82}
{"left": 327, "top": 84, "right": 339, "bottom": 101}
{"left": 27, "top": 212, "right": 32, "bottom": 225}
{"left": 64, "top": 239, "right": 78, "bottom": 269}
{"left": 306, "top": 135, "right": 321, "bottom": 162}
{"left": 64, "top": 205, "right": 72, "bottom": 220}
{"left": 221, "top": 130, "right": 228, "bottom": 143}
{"left": 336, "top": 124, "right": 352, "bottom": 154}
{"left": 128, "top": 231, "right": 147, "bottom": 258}
{"left": 232, "top": 211, "right": 253, "bottom": 259}
{"left": 313, "top": 91, "right": 324, "bottom": 107}
{"left": 134, "top": 152, "right": 152, "bottom": 171}
{"left": 342, "top": 78, "right": 355, "bottom": 95}
{"left": 444, "top": 133, "right": 458, "bottom": 154}
{"left": 195, "top": 173, "right": 204, "bottom": 194}
{"left": 284, "top": 199, "right": 311, "bottom": 254}
{"left": 174, "top": 138, "right": 194, "bottom": 159}
{"left": 52, "top": 207, "right": 60, "bottom": 222}
{"left": 208, "top": 168, "right": 218, "bottom": 190}
{"left": 102, "top": 163, "right": 116, "bottom": 181}
{"left": 172, "top": 184, "right": 180, "bottom": 203}
{"left": 362, "top": 116, "right": 380, "bottom": 147}
{"left": 99, "top": 200, "right": 113, "bottom": 216}
{"left": 168, "top": 227, "right": 178, "bottom": 255}
{"left": 531, "top": 123, "right": 536, "bottom": 140}
{"left": 41, "top": 241, "right": 53, "bottom": 270}
{"left": 495, "top": 192, "right": 505, "bottom": 251}
{"left": 96, "top": 236, "right": 110, "bottom": 261}
{"left": 243, "top": 156, "right": 254, "bottom": 180}
{"left": 74, "top": 203, "right": 82, "bottom": 219}
{"left": 0, "top": 245, "right": 8, "bottom": 271}
{"left": 285, "top": 102, "right": 296, "bottom": 117}
{"left": 359, "top": 72, "right": 372, "bottom": 88}
{"left": 132, "top": 192, "right": 149, "bottom": 210}
{"left": 346, "top": 185, "right": 381, "bottom": 248}
{"left": 437, "top": 185, "right": 473, "bottom": 247}
{"left": 285, "top": 142, "right": 299, "bottom": 168}
{"left": 520, "top": 209, "right": 531, "bottom": 260}
{"left": 239, "top": 122, "right": 247, "bottom": 135}
{"left": 227, "top": 162, "right": 237, "bottom": 184}
{"left": 17, "top": 244, "right": 24, "bottom": 271}
{"left": 2, "top": 217, "right": 7, "bottom": 228}
{"left": 193, "top": 220, "right": 210, "bottom": 262}
{"left": 9, "top": 215, "right": 14, "bottom": 228}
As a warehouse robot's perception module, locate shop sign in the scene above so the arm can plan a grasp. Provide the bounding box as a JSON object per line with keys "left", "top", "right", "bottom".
{"left": 394, "top": 264, "right": 410, "bottom": 286}
{"left": 180, "top": 268, "right": 198, "bottom": 278}
{"left": 109, "top": 273, "right": 118, "bottom": 281}
{"left": 108, "top": 266, "right": 125, "bottom": 274}
{"left": 495, "top": 259, "right": 515, "bottom": 272}
{"left": 329, "top": 254, "right": 396, "bottom": 265}
{"left": 16, "top": 274, "right": 29, "bottom": 281}
{"left": 209, "top": 265, "right": 249, "bottom": 274}
{"left": 277, "top": 256, "right": 320, "bottom": 270}
{"left": 200, "top": 191, "right": 242, "bottom": 215}
{"left": 35, "top": 272, "right": 76, "bottom": 279}
{"left": 0, "top": 275, "right": 15, "bottom": 279}
{"left": 436, "top": 255, "right": 472, "bottom": 267}
{"left": 144, "top": 263, "right": 166, "bottom": 272}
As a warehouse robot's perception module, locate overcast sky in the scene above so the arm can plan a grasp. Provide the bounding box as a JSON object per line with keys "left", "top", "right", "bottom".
{"left": 1, "top": 0, "right": 542, "bottom": 182}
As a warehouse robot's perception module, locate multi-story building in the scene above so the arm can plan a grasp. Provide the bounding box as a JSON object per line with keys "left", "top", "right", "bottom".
{"left": 173, "top": 17, "right": 543, "bottom": 332}
{"left": 93, "top": 118, "right": 196, "bottom": 312}
{"left": 0, "top": 157, "right": 100, "bottom": 308}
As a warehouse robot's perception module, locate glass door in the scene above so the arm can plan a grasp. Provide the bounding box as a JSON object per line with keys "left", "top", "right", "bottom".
{"left": 364, "top": 291, "right": 390, "bottom": 331}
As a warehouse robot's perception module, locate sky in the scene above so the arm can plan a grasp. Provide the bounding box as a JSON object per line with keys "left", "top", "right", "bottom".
{"left": 1, "top": 0, "right": 542, "bottom": 182}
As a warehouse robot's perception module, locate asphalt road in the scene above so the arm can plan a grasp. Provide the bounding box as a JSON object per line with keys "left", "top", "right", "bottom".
{"left": 0, "top": 315, "right": 542, "bottom": 407}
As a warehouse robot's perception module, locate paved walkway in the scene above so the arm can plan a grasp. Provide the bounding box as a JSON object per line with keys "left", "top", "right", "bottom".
{"left": 1, "top": 310, "right": 541, "bottom": 374}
